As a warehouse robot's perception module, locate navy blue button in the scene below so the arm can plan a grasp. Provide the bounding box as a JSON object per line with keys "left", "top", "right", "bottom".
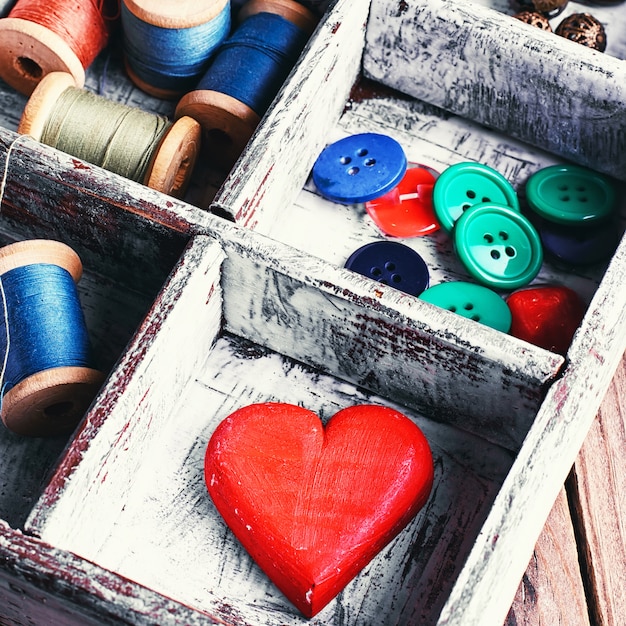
{"left": 312, "top": 133, "right": 407, "bottom": 204}
{"left": 537, "top": 217, "right": 620, "bottom": 266}
{"left": 345, "top": 241, "right": 429, "bottom": 296}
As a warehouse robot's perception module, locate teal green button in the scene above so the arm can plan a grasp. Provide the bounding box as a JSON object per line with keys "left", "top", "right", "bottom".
{"left": 526, "top": 164, "right": 616, "bottom": 224}
{"left": 419, "top": 281, "right": 512, "bottom": 332}
{"left": 433, "top": 162, "right": 520, "bottom": 233}
{"left": 454, "top": 203, "right": 543, "bottom": 289}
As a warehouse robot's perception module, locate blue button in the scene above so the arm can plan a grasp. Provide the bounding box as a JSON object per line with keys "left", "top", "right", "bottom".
{"left": 537, "top": 216, "right": 620, "bottom": 267}
{"left": 312, "top": 133, "right": 407, "bottom": 204}
{"left": 345, "top": 241, "right": 429, "bottom": 296}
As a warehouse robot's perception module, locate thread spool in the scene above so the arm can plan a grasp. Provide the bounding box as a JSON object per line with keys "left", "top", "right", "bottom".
{"left": 0, "top": 0, "right": 116, "bottom": 95}
{"left": 0, "top": 239, "right": 104, "bottom": 437}
{"left": 121, "top": 0, "right": 231, "bottom": 100}
{"left": 175, "top": 0, "right": 317, "bottom": 171}
{"left": 18, "top": 72, "right": 201, "bottom": 198}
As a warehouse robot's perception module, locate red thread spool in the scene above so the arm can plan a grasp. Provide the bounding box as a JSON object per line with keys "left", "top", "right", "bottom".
{"left": 0, "top": 0, "right": 116, "bottom": 95}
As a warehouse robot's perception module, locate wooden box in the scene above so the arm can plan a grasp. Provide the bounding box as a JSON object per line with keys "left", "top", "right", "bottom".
{"left": 0, "top": 0, "right": 624, "bottom": 625}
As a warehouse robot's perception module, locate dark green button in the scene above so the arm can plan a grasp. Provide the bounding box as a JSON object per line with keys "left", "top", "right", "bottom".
{"left": 419, "top": 281, "right": 512, "bottom": 332}
{"left": 526, "top": 164, "right": 616, "bottom": 224}
{"left": 433, "top": 162, "right": 520, "bottom": 233}
{"left": 454, "top": 203, "right": 543, "bottom": 289}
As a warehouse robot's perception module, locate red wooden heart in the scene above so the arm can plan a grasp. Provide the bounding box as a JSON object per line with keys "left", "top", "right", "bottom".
{"left": 506, "top": 285, "right": 586, "bottom": 355}
{"left": 204, "top": 402, "right": 434, "bottom": 617}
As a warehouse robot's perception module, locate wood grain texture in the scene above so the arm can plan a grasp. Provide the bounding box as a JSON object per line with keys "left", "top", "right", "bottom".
{"left": 505, "top": 488, "right": 590, "bottom": 626}
{"left": 569, "top": 361, "right": 626, "bottom": 626}
{"left": 363, "top": 0, "right": 626, "bottom": 180}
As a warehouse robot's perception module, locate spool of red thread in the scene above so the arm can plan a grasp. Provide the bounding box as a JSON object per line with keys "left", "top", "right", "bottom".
{"left": 0, "top": 0, "right": 117, "bottom": 95}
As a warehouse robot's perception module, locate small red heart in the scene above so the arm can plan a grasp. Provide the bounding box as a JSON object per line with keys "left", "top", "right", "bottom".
{"left": 506, "top": 285, "right": 586, "bottom": 355}
{"left": 205, "top": 402, "right": 434, "bottom": 617}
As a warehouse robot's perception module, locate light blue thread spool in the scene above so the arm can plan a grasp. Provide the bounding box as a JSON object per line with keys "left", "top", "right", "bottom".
{"left": 121, "top": 0, "right": 231, "bottom": 99}
{"left": 175, "top": 0, "right": 317, "bottom": 170}
{"left": 0, "top": 240, "right": 103, "bottom": 437}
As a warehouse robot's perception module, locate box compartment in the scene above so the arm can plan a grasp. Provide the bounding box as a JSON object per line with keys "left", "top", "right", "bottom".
{"left": 24, "top": 230, "right": 528, "bottom": 625}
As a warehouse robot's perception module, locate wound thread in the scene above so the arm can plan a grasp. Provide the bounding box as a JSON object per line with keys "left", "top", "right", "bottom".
{"left": 195, "top": 11, "right": 309, "bottom": 117}
{"left": 0, "top": 263, "right": 93, "bottom": 394}
{"left": 40, "top": 85, "right": 172, "bottom": 183}
{"left": 121, "top": 0, "right": 231, "bottom": 98}
{"left": 8, "top": 0, "right": 114, "bottom": 70}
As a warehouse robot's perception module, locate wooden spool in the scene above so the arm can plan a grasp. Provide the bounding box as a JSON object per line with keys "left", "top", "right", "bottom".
{"left": 175, "top": 0, "right": 317, "bottom": 172}
{"left": 0, "top": 239, "right": 104, "bottom": 437}
{"left": 0, "top": 16, "right": 86, "bottom": 95}
{"left": 18, "top": 72, "right": 201, "bottom": 198}
{"left": 122, "top": 0, "right": 231, "bottom": 100}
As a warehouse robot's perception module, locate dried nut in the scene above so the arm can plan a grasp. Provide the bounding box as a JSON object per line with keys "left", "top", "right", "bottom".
{"left": 555, "top": 13, "right": 607, "bottom": 52}
{"left": 516, "top": 0, "right": 568, "bottom": 17}
{"left": 513, "top": 11, "right": 552, "bottom": 31}
{"left": 532, "top": 0, "right": 568, "bottom": 13}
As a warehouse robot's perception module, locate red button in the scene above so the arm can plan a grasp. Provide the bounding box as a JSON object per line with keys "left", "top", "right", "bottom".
{"left": 364, "top": 164, "right": 440, "bottom": 237}
{"left": 506, "top": 285, "right": 586, "bottom": 355}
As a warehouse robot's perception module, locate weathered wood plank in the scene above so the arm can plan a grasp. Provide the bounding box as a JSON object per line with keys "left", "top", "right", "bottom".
{"left": 218, "top": 232, "right": 563, "bottom": 450}
{"left": 0, "top": 521, "right": 223, "bottom": 625}
{"left": 363, "top": 0, "right": 626, "bottom": 180}
{"left": 505, "top": 488, "right": 590, "bottom": 626}
{"left": 26, "top": 235, "right": 225, "bottom": 532}
{"left": 569, "top": 359, "right": 626, "bottom": 626}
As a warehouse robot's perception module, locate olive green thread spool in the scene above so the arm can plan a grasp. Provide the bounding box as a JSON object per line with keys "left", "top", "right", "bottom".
{"left": 19, "top": 72, "right": 201, "bottom": 197}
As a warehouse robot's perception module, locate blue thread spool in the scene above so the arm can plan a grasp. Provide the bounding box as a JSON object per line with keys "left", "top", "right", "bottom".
{"left": 0, "top": 240, "right": 104, "bottom": 437}
{"left": 175, "top": 0, "right": 317, "bottom": 171}
{"left": 121, "top": 0, "right": 232, "bottom": 100}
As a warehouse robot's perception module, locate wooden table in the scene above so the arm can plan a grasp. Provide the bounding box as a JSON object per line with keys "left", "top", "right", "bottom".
{"left": 507, "top": 353, "right": 626, "bottom": 625}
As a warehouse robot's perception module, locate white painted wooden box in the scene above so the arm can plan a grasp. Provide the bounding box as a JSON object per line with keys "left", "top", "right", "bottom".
{"left": 0, "top": 0, "right": 624, "bottom": 625}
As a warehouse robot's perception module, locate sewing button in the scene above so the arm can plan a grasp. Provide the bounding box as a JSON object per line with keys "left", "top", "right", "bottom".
{"left": 537, "top": 217, "right": 619, "bottom": 266}
{"left": 432, "top": 162, "right": 520, "bottom": 233}
{"left": 419, "top": 281, "right": 512, "bottom": 332}
{"left": 454, "top": 203, "right": 543, "bottom": 289}
{"left": 526, "top": 164, "right": 616, "bottom": 224}
{"left": 344, "top": 241, "right": 429, "bottom": 296}
{"left": 312, "top": 133, "right": 407, "bottom": 204}
{"left": 506, "top": 285, "right": 586, "bottom": 355}
{"left": 364, "top": 164, "right": 440, "bottom": 237}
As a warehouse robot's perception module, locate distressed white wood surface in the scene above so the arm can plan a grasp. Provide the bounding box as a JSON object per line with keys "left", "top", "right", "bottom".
{"left": 217, "top": 233, "right": 562, "bottom": 451}
{"left": 27, "top": 236, "right": 517, "bottom": 626}
{"left": 364, "top": 0, "right": 626, "bottom": 180}
{"left": 0, "top": 0, "right": 623, "bottom": 623}
{"left": 437, "top": 233, "right": 626, "bottom": 625}
{"left": 0, "top": 126, "right": 193, "bottom": 530}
